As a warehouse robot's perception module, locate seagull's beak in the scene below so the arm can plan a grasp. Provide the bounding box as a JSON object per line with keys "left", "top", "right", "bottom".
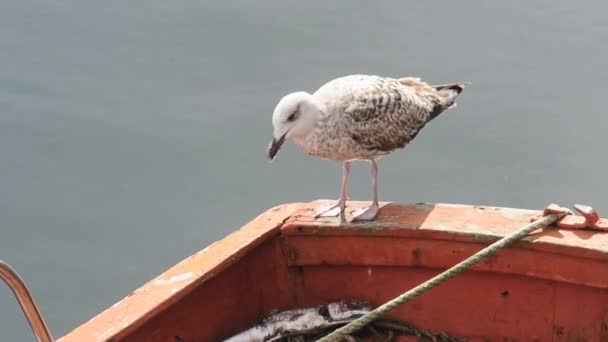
{"left": 267, "top": 134, "right": 286, "bottom": 160}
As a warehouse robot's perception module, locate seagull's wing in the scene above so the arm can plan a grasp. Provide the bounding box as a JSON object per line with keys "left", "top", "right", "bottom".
{"left": 344, "top": 77, "right": 460, "bottom": 153}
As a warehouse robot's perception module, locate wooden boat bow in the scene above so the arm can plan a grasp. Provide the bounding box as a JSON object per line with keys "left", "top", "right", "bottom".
{"left": 58, "top": 201, "right": 608, "bottom": 341}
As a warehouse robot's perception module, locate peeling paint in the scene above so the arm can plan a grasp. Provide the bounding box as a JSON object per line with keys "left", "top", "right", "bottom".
{"left": 97, "top": 326, "right": 116, "bottom": 340}
{"left": 270, "top": 204, "right": 286, "bottom": 212}
{"left": 499, "top": 207, "right": 536, "bottom": 220}
{"left": 200, "top": 244, "right": 212, "bottom": 254}
{"left": 464, "top": 223, "right": 481, "bottom": 231}
{"left": 111, "top": 300, "right": 124, "bottom": 309}
{"left": 153, "top": 272, "right": 194, "bottom": 286}
{"left": 58, "top": 202, "right": 608, "bottom": 342}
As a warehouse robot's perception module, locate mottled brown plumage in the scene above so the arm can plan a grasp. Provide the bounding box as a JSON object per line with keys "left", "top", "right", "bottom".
{"left": 268, "top": 74, "right": 466, "bottom": 222}
{"left": 299, "top": 75, "right": 465, "bottom": 161}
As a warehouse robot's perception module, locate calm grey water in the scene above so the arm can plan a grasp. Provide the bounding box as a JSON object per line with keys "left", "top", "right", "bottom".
{"left": 1, "top": 1, "right": 607, "bottom": 340}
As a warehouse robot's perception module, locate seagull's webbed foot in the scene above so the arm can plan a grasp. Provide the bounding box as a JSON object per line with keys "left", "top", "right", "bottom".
{"left": 351, "top": 204, "right": 379, "bottom": 222}
{"left": 314, "top": 202, "right": 343, "bottom": 218}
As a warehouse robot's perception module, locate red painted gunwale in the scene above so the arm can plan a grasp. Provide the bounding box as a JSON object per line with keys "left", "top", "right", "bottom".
{"left": 59, "top": 201, "right": 608, "bottom": 342}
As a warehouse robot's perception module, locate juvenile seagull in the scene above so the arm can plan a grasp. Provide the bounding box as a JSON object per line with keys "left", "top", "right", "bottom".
{"left": 268, "top": 74, "right": 466, "bottom": 222}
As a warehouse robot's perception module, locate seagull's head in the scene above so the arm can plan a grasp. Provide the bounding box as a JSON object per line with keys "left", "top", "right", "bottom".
{"left": 268, "top": 91, "right": 322, "bottom": 160}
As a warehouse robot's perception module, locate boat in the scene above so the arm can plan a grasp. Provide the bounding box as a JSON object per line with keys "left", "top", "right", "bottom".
{"left": 4, "top": 200, "right": 608, "bottom": 341}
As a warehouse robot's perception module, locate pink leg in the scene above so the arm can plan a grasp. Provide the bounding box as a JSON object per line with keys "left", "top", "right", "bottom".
{"left": 352, "top": 159, "right": 380, "bottom": 222}
{"left": 314, "top": 161, "right": 351, "bottom": 222}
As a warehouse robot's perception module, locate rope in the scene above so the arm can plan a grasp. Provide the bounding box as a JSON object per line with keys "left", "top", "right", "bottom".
{"left": 316, "top": 213, "right": 563, "bottom": 342}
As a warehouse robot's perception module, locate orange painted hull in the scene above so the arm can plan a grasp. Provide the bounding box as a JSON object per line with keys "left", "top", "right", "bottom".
{"left": 59, "top": 201, "right": 608, "bottom": 342}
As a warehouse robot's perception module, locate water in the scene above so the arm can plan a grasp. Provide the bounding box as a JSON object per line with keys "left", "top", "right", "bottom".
{"left": 1, "top": 1, "right": 607, "bottom": 339}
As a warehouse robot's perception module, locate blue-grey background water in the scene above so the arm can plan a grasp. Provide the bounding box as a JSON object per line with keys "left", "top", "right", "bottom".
{"left": 1, "top": 1, "right": 607, "bottom": 339}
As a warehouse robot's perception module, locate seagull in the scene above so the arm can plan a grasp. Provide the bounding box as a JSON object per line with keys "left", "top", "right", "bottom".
{"left": 268, "top": 74, "right": 466, "bottom": 222}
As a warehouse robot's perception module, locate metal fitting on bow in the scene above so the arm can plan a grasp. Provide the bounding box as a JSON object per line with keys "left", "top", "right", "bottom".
{"left": 531, "top": 203, "right": 608, "bottom": 232}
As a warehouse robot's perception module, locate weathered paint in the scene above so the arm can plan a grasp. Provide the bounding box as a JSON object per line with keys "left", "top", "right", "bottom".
{"left": 58, "top": 203, "right": 302, "bottom": 342}
{"left": 60, "top": 201, "right": 608, "bottom": 341}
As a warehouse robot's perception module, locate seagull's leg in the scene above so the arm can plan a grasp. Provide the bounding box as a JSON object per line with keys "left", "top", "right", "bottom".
{"left": 351, "top": 159, "right": 380, "bottom": 222}
{"left": 314, "top": 161, "right": 351, "bottom": 219}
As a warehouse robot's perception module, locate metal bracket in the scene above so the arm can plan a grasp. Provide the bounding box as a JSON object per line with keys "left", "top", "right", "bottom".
{"left": 531, "top": 203, "right": 608, "bottom": 232}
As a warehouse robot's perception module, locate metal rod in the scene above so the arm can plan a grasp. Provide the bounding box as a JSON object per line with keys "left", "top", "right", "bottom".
{"left": 0, "top": 260, "right": 54, "bottom": 342}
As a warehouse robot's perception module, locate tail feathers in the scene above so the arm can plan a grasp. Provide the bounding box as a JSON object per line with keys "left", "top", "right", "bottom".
{"left": 446, "top": 102, "right": 457, "bottom": 110}
{"left": 429, "top": 82, "right": 469, "bottom": 120}
{"left": 433, "top": 82, "right": 470, "bottom": 94}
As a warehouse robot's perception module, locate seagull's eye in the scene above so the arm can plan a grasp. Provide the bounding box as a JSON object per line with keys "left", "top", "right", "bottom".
{"left": 286, "top": 111, "right": 298, "bottom": 122}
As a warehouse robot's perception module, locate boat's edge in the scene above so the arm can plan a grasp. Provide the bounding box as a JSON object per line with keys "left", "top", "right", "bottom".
{"left": 284, "top": 200, "right": 608, "bottom": 259}
{"left": 58, "top": 200, "right": 608, "bottom": 341}
{"left": 58, "top": 202, "right": 302, "bottom": 342}
{"left": 281, "top": 201, "right": 608, "bottom": 290}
